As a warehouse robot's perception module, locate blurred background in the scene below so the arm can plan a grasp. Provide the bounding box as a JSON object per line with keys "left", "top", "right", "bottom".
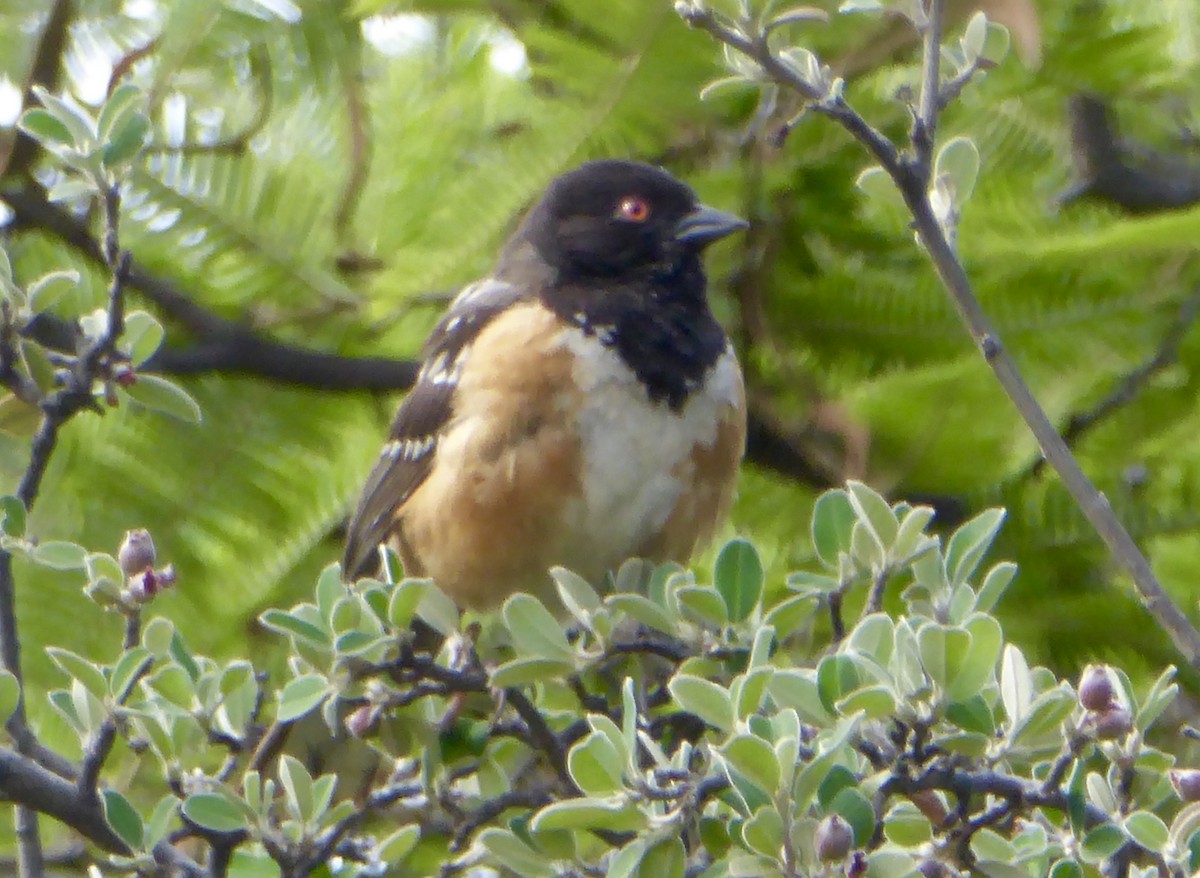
{"left": 1, "top": 0, "right": 1199, "bottom": 737}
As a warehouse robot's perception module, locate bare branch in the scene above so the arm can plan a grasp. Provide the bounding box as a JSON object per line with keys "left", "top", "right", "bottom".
{"left": 677, "top": 0, "right": 1200, "bottom": 670}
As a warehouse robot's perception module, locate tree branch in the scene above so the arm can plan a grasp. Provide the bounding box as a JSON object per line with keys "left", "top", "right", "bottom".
{"left": 676, "top": 0, "right": 1200, "bottom": 670}
{"left": 1058, "top": 94, "right": 1200, "bottom": 214}
{"left": 1028, "top": 286, "right": 1200, "bottom": 477}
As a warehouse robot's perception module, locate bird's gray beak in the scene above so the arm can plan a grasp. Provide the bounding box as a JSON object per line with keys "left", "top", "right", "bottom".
{"left": 674, "top": 203, "right": 748, "bottom": 245}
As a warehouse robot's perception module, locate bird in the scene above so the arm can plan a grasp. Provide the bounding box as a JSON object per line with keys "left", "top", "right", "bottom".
{"left": 343, "top": 159, "right": 748, "bottom": 611}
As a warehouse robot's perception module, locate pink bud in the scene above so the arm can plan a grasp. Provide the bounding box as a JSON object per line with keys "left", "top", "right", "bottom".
{"left": 1171, "top": 769, "right": 1200, "bottom": 802}
{"left": 118, "top": 529, "right": 156, "bottom": 577}
{"left": 1078, "top": 665, "right": 1115, "bottom": 711}
{"left": 345, "top": 705, "right": 379, "bottom": 739}
{"left": 815, "top": 814, "right": 853, "bottom": 862}
{"left": 1090, "top": 705, "right": 1134, "bottom": 741}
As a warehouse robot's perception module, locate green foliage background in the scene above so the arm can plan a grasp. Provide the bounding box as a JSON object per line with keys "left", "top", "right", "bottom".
{"left": 3, "top": 0, "right": 1200, "bottom": 733}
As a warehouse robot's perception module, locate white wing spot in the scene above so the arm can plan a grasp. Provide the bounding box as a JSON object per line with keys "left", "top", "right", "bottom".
{"left": 382, "top": 436, "right": 437, "bottom": 462}
{"left": 420, "top": 348, "right": 469, "bottom": 387}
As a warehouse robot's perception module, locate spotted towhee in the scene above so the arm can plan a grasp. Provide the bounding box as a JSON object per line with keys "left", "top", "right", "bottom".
{"left": 343, "top": 160, "right": 748, "bottom": 609}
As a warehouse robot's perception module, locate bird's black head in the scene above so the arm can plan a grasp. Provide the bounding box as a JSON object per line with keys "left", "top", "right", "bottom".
{"left": 516, "top": 159, "right": 746, "bottom": 278}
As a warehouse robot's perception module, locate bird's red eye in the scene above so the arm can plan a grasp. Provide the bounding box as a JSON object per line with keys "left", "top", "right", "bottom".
{"left": 616, "top": 196, "right": 651, "bottom": 222}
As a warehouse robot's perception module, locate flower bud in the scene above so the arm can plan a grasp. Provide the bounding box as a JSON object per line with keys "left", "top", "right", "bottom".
{"left": 127, "top": 571, "right": 154, "bottom": 603}
{"left": 847, "top": 851, "right": 868, "bottom": 878}
{"left": 1170, "top": 769, "right": 1200, "bottom": 802}
{"left": 118, "top": 529, "right": 156, "bottom": 577}
{"left": 1090, "top": 705, "right": 1134, "bottom": 741}
{"left": 1078, "top": 665, "right": 1115, "bottom": 711}
{"left": 815, "top": 814, "right": 854, "bottom": 862}
{"left": 154, "top": 564, "right": 177, "bottom": 590}
{"left": 919, "top": 861, "right": 949, "bottom": 878}
{"left": 345, "top": 705, "right": 379, "bottom": 739}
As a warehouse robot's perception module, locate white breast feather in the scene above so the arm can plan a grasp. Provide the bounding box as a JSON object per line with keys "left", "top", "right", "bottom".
{"left": 557, "top": 328, "right": 740, "bottom": 567}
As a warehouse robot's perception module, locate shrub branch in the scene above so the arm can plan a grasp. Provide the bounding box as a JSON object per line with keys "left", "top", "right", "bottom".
{"left": 676, "top": 0, "right": 1200, "bottom": 670}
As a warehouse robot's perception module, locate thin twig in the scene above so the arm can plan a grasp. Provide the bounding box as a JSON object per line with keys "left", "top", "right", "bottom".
{"left": 913, "top": 0, "right": 944, "bottom": 173}
{"left": 1029, "top": 287, "right": 1200, "bottom": 476}
{"left": 77, "top": 612, "right": 146, "bottom": 796}
{"left": 0, "top": 181, "right": 135, "bottom": 876}
{"left": 677, "top": 0, "right": 1200, "bottom": 670}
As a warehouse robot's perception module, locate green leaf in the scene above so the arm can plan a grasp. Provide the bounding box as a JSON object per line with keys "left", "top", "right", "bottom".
{"left": 490, "top": 657, "right": 574, "bottom": 688}
{"left": 531, "top": 797, "right": 647, "bottom": 834}
{"left": 46, "top": 647, "right": 108, "bottom": 698}
{"left": 676, "top": 585, "right": 728, "bottom": 627}
{"left": 110, "top": 647, "right": 153, "bottom": 702}
{"left": 722, "top": 734, "right": 781, "bottom": 798}
{"left": 946, "top": 614, "right": 1002, "bottom": 701}
{"left": 122, "top": 375, "right": 203, "bottom": 423}
{"left": 846, "top": 480, "right": 899, "bottom": 552}
{"left": 830, "top": 786, "right": 875, "bottom": 845}
{"left": 278, "top": 754, "right": 314, "bottom": 824}
{"left": 144, "top": 795, "right": 179, "bottom": 849}
{"left": 840, "top": 0, "right": 884, "bottom": 11}
{"left": 386, "top": 578, "right": 429, "bottom": 630}
{"left": 918, "top": 624, "right": 972, "bottom": 693}
{"left": 0, "top": 496, "right": 26, "bottom": 538}
{"left": 18, "top": 108, "right": 77, "bottom": 151}
{"left": 864, "top": 850, "right": 920, "bottom": 878}
{"left": 944, "top": 508, "right": 1005, "bottom": 586}
{"left": 259, "top": 609, "right": 330, "bottom": 649}
{"left": 416, "top": 583, "right": 459, "bottom": 635}
{"left": 142, "top": 617, "right": 175, "bottom": 658}
{"left": 741, "top": 806, "right": 785, "bottom": 857}
{"left": 276, "top": 674, "right": 330, "bottom": 722}
{"left": 817, "top": 653, "right": 863, "bottom": 715}
{"left": 552, "top": 566, "right": 602, "bottom": 624}
{"left": 0, "top": 671, "right": 20, "bottom": 724}
{"left": 961, "top": 11, "right": 988, "bottom": 60}
{"left": 848, "top": 613, "right": 894, "bottom": 664}
{"left": 97, "top": 83, "right": 144, "bottom": 142}
{"left": 568, "top": 732, "right": 625, "bottom": 796}
{"left": 26, "top": 269, "right": 79, "bottom": 313}
{"left": 1000, "top": 643, "right": 1033, "bottom": 726}
{"left": 668, "top": 674, "right": 735, "bottom": 732}
{"left": 376, "top": 824, "right": 420, "bottom": 864}
{"left": 606, "top": 593, "right": 675, "bottom": 634}
{"left": 31, "top": 541, "right": 88, "bottom": 570}
{"left": 477, "top": 829, "right": 555, "bottom": 878}
{"left": 835, "top": 684, "right": 896, "bottom": 719}
{"left": 504, "top": 594, "right": 573, "bottom": 662}
{"left": 1011, "top": 685, "right": 1077, "bottom": 749}
{"left": 931, "top": 137, "right": 979, "bottom": 202}
{"left": 811, "top": 489, "right": 856, "bottom": 568}
{"left": 122, "top": 311, "right": 166, "bottom": 366}
{"left": 982, "top": 21, "right": 1010, "bottom": 63}
{"left": 893, "top": 505, "right": 935, "bottom": 559}
{"left": 713, "top": 538, "right": 763, "bottom": 622}
{"left": 883, "top": 802, "right": 933, "bottom": 846}
{"left": 102, "top": 112, "right": 150, "bottom": 167}
{"left": 1123, "top": 811, "right": 1169, "bottom": 852}
{"left": 977, "top": 561, "right": 1017, "bottom": 613}
{"left": 1048, "top": 859, "right": 1084, "bottom": 878}
{"left": 769, "top": 669, "right": 834, "bottom": 725}
{"left": 1080, "top": 824, "right": 1127, "bottom": 863}
{"left": 102, "top": 789, "right": 144, "bottom": 850}
{"left": 636, "top": 838, "right": 686, "bottom": 878}
{"left": 182, "top": 792, "right": 249, "bottom": 833}
{"left": 1136, "top": 665, "right": 1178, "bottom": 733}
{"left": 31, "top": 86, "right": 95, "bottom": 145}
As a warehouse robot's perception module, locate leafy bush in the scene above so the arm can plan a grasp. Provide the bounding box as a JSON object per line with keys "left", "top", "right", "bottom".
{"left": 2, "top": 479, "right": 1194, "bottom": 878}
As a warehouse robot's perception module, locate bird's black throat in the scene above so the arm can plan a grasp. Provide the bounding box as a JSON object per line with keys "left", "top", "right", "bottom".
{"left": 543, "top": 259, "right": 726, "bottom": 411}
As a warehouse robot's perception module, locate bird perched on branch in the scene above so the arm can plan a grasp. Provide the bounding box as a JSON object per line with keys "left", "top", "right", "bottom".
{"left": 343, "top": 159, "right": 748, "bottom": 609}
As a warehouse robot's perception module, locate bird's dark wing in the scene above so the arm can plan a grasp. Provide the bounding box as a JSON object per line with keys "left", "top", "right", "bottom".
{"left": 342, "top": 277, "right": 531, "bottom": 578}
